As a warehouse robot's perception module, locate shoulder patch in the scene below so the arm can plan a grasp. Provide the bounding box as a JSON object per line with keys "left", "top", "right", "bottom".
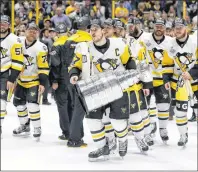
{"left": 50, "top": 50, "right": 56, "bottom": 56}
{"left": 43, "top": 45, "right": 47, "bottom": 51}
{"left": 17, "top": 38, "right": 21, "bottom": 43}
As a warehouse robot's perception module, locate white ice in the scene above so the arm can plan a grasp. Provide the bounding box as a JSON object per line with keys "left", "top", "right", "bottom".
{"left": 1, "top": 97, "right": 197, "bottom": 170}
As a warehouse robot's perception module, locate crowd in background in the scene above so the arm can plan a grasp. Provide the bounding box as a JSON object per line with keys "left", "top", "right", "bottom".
{"left": 0, "top": 0, "right": 197, "bottom": 104}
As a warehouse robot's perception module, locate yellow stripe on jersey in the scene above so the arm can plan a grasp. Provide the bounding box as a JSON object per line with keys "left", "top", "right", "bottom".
{"left": 176, "top": 85, "right": 189, "bottom": 101}
{"left": 17, "top": 79, "right": 40, "bottom": 88}
{"left": 192, "top": 85, "right": 198, "bottom": 92}
{"left": 1, "top": 64, "right": 12, "bottom": 72}
{"left": 124, "top": 83, "right": 142, "bottom": 92}
{"left": 69, "top": 53, "right": 83, "bottom": 72}
{"left": 37, "top": 51, "right": 49, "bottom": 75}
{"left": 120, "top": 45, "right": 130, "bottom": 65}
{"left": 10, "top": 43, "right": 24, "bottom": 71}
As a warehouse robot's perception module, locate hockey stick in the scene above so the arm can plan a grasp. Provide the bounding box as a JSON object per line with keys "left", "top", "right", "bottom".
{"left": 175, "top": 58, "right": 195, "bottom": 106}
{"left": 7, "top": 82, "right": 16, "bottom": 102}
{"left": 37, "top": 90, "right": 43, "bottom": 105}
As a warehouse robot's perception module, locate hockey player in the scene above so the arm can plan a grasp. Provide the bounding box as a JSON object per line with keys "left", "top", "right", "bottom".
{"left": 114, "top": 19, "right": 126, "bottom": 38}
{"left": 69, "top": 19, "right": 152, "bottom": 160}
{"left": 126, "top": 18, "right": 154, "bottom": 147}
{"left": 69, "top": 19, "right": 132, "bottom": 161}
{"left": 129, "top": 18, "right": 174, "bottom": 143}
{"left": 12, "top": 23, "right": 49, "bottom": 141}
{"left": 127, "top": 18, "right": 158, "bottom": 135}
{"left": 0, "top": 15, "right": 24, "bottom": 138}
{"left": 163, "top": 18, "right": 198, "bottom": 146}
{"left": 102, "top": 18, "right": 116, "bottom": 38}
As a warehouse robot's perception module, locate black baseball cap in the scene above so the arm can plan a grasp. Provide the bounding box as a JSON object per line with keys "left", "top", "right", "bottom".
{"left": 0, "top": 15, "right": 10, "bottom": 24}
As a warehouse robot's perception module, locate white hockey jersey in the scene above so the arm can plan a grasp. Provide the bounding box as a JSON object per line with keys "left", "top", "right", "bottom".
{"left": 166, "top": 35, "right": 197, "bottom": 90}
{"left": 70, "top": 38, "right": 130, "bottom": 76}
{"left": 0, "top": 33, "right": 24, "bottom": 73}
{"left": 142, "top": 33, "right": 174, "bottom": 87}
{"left": 17, "top": 38, "right": 49, "bottom": 88}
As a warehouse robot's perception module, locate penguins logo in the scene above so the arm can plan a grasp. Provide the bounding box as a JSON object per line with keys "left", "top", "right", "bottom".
{"left": 175, "top": 52, "right": 193, "bottom": 69}
{"left": 0, "top": 47, "right": 8, "bottom": 59}
{"left": 152, "top": 48, "right": 163, "bottom": 63}
{"left": 148, "top": 48, "right": 164, "bottom": 68}
{"left": 24, "top": 54, "right": 34, "bottom": 68}
{"left": 94, "top": 58, "right": 119, "bottom": 71}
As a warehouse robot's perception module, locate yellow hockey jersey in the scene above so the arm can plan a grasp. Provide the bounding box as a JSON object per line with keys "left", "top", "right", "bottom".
{"left": 17, "top": 38, "right": 49, "bottom": 88}
{"left": 0, "top": 33, "right": 24, "bottom": 73}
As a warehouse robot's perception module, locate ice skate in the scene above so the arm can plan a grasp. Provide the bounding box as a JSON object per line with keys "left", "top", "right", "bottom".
{"left": 88, "top": 145, "right": 110, "bottom": 162}
{"left": 33, "top": 127, "right": 41, "bottom": 142}
{"left": 159, "top": 128, "right": 169, "bottom": 144}
{"left": 107, "top": 138, "right": 117, "bottom": 154}
{"left": 150, "top": 122, "right": 157, "bottom": 137}
{"left": 178, "top": 133, "right": 188, "bottom": 147}
{"left": 144, "top": 134, "right": 154, "bottom": 146}
{"left": 119, "top": 140, "right": 128, "bottom": 158}
{"left": 135, "top": 138, "right": 149, "bottom": 153}
{"left": 13, "top": 123, "right": 30, "bottom": 137}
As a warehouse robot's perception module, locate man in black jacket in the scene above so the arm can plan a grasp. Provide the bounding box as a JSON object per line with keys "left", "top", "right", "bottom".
{"left": 61, "top": 16, "right": 92, "bottom": 147}
{"left": 49, "top": 23, "right": 71, "bottom": 140}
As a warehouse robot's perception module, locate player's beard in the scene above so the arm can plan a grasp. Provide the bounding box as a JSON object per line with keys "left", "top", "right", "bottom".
{"left": 0, "top": 28, "right": 9, "bottom": 34}
{"left": 131, "top": 26, "right": 139, "bottom": 37}
{"left": 176, "top": 30, "right": 187, "bottom": 40}
{"left": 154, "top": 30, "right": 164, "bottom": 37}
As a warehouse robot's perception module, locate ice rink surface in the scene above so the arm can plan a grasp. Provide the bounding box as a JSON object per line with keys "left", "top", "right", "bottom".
{"left": 1, "top": 97, "right": 197, "bottom": 170}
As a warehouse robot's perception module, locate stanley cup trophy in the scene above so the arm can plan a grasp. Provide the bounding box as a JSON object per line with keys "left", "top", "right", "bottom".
{"left": 75, "top": 61, "right": 152, "bottom": 114}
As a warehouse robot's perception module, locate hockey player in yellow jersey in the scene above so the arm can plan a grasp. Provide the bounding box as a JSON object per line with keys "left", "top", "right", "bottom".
{"left": 163, "top": 18, "right": 198, "bottom": 146}
{"left": 127, "top": 18, "right": 158, "bottom": 135}
{"left": 12, "top": 23, "right": 49, "bottom": 141}
{"left": 0, "top": 15, "right": 24, "bottom": 138}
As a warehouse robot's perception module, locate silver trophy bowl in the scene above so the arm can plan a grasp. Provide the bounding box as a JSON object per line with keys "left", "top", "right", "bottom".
{"left": 75, "top": 69, "right": 141, "bottom": 113}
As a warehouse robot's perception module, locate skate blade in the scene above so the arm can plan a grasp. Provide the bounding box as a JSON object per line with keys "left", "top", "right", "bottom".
{"left": 110, "top": 150, "right": 117, "bottom": 155}
{"left": 13, "top": 132, "right": 30, "bottom": 138}
{"left": 163, "top": 141, "right": 168, "bottom": 145}
{"left": 140, "top": 150, "right": 148, "bottom": 155}
{"left": 33, "top": 137, "right": 40, "bottom": 142}
{"left": 88, "top": 155, "right": 109, "bottom": 162}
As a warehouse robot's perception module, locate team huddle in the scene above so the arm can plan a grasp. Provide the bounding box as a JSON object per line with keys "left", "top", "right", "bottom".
{"left": 0, "top": 14, "right": 197, "bottom": 162}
